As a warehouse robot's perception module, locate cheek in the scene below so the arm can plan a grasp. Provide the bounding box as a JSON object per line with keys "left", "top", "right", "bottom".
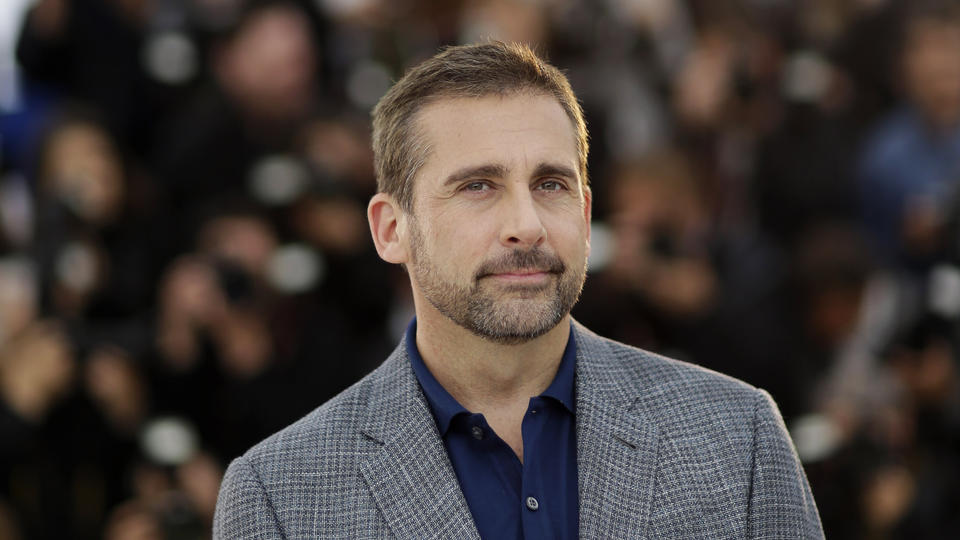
{"left": 430, "top": 206, "right": 493, "bottom": 244}
{"left": 416, "top": 218, "right": 483, "bottom": 273}
{"left": 544, "top": 212, "right": 589, "bottom": 248}
{"left": 441, "top": 230, "right": 490, "bottom": 274}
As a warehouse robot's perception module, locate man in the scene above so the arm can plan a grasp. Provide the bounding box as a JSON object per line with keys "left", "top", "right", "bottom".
{"left": 214, "top": 42, "right": 823, "bottom": 538}
{"left": 858, "top": 2, "right": 960, "bottom": 266}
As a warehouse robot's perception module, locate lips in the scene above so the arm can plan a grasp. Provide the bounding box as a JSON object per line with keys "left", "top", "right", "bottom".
{"left": 485, "top": 268, "right": 551, "bottom": 278}
{"left": 482, "top": 270, "right": 553, "bottom": 289}
{"left": 475, "top": 249, "right": 566, "bottom": 280}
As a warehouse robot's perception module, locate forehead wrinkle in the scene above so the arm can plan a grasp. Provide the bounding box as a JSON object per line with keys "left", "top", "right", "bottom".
{"left": 413, "top": 93, "right": 583, "bottom": 204}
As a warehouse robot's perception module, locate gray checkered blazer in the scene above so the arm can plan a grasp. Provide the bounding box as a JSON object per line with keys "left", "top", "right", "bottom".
{"left": 214, "top": 322, "right": 823, "bottom": 538}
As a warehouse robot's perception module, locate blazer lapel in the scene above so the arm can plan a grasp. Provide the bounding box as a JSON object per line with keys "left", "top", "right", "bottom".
{"left": 358, "top": 342, "right": 480, "bottom": 540}
{"left": 574, "top": 323, "right": 660, "bottom": 539}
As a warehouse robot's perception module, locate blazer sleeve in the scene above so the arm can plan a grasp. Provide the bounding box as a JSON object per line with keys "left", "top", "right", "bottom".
{"left": 747, "top": 390, "right": 825, "bottom": 539}
{"left": 214, "top": 455, "right": 286, "bottom": 539}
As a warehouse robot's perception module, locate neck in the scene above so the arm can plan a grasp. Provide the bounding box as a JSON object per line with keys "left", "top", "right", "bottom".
{"left": 414, "top": 311, "right": 570, "bottom": 410}
{"left": 413, "top": 306, "right": 571, "bottom": 461}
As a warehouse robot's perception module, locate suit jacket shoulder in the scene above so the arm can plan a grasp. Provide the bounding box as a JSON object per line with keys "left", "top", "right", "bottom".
{"left": 576, "top": 324, "right": 763, "bottom": 441}
{"left": 214, "top": 335, "right": 479, "bottom": 539}
{"left": 572, "top": 323, "right": 822, "bottom": 538}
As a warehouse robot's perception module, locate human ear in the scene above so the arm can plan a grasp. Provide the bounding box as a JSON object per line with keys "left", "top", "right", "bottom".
{"left": 368, "top": 193, "right": 409, "bottom": 264}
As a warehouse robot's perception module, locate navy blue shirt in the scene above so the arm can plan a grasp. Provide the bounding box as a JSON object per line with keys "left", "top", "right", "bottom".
{"left": 406, "top": 319, "right": 579, "bottom": 540}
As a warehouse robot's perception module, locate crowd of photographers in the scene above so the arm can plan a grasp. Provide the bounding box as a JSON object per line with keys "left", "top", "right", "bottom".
{"left": 1, "top": 0, "right": 959, "bottom": 537}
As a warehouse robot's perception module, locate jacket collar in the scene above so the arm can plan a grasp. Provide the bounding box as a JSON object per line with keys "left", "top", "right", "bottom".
{"left": 358, "top": 331, "right": 481, "bottom": 539}
{"left": 357, "top": 320, "right": 659, "bottom": 539}
{"left": 572, "top": 321, "right": 660, "bottom": 539}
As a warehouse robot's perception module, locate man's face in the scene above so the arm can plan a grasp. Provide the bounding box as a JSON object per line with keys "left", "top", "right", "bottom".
{"left": 403, "top": 93, "right": 591, "bottom": 344}
{"left": 904, "top": 20, "right": 960, "bottom": 129}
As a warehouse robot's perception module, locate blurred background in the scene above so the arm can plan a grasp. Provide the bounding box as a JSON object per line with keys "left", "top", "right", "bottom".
{"left": 0, "top": 0, "right": 959, "bottom": 537}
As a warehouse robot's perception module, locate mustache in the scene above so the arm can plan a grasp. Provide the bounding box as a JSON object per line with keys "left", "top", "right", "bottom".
{"left": 474, "top": 248, "right": 566, "bottom": 279}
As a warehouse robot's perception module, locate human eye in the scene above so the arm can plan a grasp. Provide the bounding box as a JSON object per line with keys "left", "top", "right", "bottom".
{"left": 536, "top": 179, "right": 568, "bottom": 192}
{"left": 462, "top": 180, "right": 492, "bottom": 193}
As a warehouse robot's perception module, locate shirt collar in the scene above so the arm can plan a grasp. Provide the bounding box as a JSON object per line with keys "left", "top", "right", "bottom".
{"left": 543, "top": 324, "right": 577, "bottom": 413}
{"left": 406, "top": 317, "right": 578, "bottom": 436}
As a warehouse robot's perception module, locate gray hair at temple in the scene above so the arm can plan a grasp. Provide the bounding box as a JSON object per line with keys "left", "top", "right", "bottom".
{"left": 371, "top": 41, "right": 589, "bottom": 213}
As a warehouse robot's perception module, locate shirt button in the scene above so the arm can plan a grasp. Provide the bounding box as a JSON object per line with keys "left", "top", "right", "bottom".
{"left": 526, "top": 496, "right": 539, "bottom": 511}
{"left": 471, "top": 426, "right": 484, "bottom": 440}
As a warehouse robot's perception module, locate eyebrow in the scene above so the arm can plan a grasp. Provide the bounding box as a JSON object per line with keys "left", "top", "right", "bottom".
{"left": 531, "top": 163, "right": 578, "bottom": 181}
{"left": 441, "top": 162, "right": 578, "bottom": 187}
{"left": 442, "top": 164, "right": 508, "bottom": 187}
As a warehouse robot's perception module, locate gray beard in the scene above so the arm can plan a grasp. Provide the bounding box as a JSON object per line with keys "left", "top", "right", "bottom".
{"left": 409, "top": 221, "right": 586, "bottom": 345}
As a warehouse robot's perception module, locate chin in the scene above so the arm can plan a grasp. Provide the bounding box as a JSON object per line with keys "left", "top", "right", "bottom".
{"left": 463, "top": 302, "right": 568, "bottom": 345}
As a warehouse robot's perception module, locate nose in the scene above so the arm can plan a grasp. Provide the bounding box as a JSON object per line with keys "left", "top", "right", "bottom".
{"left": 499, "top": 189, "right": 546, "bottom": 248}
